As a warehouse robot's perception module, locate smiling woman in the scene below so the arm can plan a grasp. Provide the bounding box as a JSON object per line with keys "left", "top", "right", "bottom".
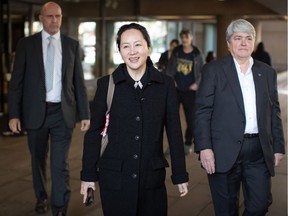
{"left": 80, "top": 22, "right": 189, "bottom": 216}
{"left": 117, "top": 28, "right": 150, "bottom": 80}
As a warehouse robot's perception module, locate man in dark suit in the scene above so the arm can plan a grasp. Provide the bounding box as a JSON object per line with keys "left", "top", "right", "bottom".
{"left": 194, "top": 19, "right": 285, "bottom": 216}
{"left": 8, "top": 2, "right": 90, "bottom": 216}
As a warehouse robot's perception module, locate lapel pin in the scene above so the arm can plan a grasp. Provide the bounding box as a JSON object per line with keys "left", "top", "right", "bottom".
{"left": 258, "top": 73, "right": 262, "bottom": 76}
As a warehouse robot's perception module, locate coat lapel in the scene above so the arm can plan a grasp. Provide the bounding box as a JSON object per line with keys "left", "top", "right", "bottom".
{"left": 252, "top": 63, "right": 265, "bottom": 121}
{"left": 61, "top": 34, "right": 66, "bottom": 78}
{"left": 223, "top": 55, "right": 245, "bottom": 115}
{"left": 36, "top": 32, "right": 45, "bottom": 82}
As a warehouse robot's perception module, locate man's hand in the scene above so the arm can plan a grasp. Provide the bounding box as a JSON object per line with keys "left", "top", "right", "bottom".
{"left": 80, "top": 120, "right": 90, "bottom": 131}
{"left": 274, "top": 153, "right": 284, "bottom": 167}
{"left": 200, "top": 149, "right": 215, "bottom": 174}
{"left": 9, "top": 118, "right": 21, "bottom": 134}
{"left": 189, "top": 83, "right": 198, "bottom": 91}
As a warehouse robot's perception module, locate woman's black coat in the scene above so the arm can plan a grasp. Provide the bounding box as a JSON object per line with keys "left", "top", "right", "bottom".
{"left": 81, "top": 62, "right": 189, "bottom": 216}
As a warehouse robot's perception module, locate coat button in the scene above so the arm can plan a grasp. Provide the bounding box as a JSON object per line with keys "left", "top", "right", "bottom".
{"left": 136, "top": 116, "right": 140, "bottom": 121}
{"left": 135, "top": 135, "right": 139, "bottom": 140}
{"left": 238, "top": 140, "right": 242, "bottom": 144}
{"left": 133, "top": 154, "right": 138, "bottom": 159}
{"left": 132, "top": 173, "right": 137, "bottom": 179}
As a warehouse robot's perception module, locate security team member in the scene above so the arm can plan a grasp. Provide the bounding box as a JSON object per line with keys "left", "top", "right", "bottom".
{"left": 194, "top": 19, "right": 285, "bottom": 216}
{"left": 8, "top": 2, "right": 90, "bottom": 216}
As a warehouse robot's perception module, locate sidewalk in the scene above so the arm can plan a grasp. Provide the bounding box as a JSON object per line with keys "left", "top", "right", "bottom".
{"left": 0, "top": 72, "right": 286, "bottom": 216}
{"left": 0, "top": 113, "right": 286, "bottom": 216}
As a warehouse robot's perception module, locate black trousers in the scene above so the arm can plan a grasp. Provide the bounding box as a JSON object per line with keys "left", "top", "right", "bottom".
{"left": 176, "top": 89, "right": 196, "bottom": 146}
{"left": 27, "top": 104, "right": 73, "bottom": 216}
{"left": 208, "top": 137, "right": 272, "bottom": 216}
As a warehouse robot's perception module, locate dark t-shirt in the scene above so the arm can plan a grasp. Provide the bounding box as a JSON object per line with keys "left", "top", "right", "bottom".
{"left": 174, "top": 49, "right": 196, "bottom": 91}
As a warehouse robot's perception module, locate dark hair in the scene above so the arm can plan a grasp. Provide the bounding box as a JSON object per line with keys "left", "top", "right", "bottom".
{"left": 170, "top": 39, "right": 179, "bottom": 46}
{"left": 205, "top": 51, "right": 215, "bottom": 63}
{"left": 179, "top": 28, "right": 192, "bottom": 37}
{"left": 116, "top": 23, "right": 151, "bottom": 50}
{"left": 255, "top": 42, "right": 265, "bottom": 52}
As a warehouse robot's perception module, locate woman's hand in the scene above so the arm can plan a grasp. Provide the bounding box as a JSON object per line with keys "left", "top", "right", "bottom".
{"left": 177, "top": 182, "right": 188, "bottom": 197}
{"left": 80, "top": 181, "right": 95, "bottom": 203}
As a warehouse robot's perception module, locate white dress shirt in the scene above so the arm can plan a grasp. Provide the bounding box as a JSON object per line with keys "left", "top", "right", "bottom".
{"left": 42, "top": 30, "right": 62, "bottom": 102}
{"left": 233, "top": 57, "right": 258, "bottom": 134}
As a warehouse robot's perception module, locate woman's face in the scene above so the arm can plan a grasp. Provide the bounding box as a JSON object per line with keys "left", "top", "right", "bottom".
{"left": 119, "top": 29, "right": 150, "bottom": 73}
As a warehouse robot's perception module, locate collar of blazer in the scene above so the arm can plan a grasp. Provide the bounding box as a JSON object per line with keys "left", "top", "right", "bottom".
{"left": 223, "top": 54, "right": 265, "bottom": 119}
{"left": 112, "top": 63, "right": 165, "bottom": 86}
{"left": 251, "top": 60, "right": 267, "bottom": 121}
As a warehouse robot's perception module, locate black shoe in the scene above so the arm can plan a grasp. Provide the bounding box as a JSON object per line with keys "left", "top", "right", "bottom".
{"left": 35, "top": 200, "right": 47, "bottom": 214}
{"left": 57, "top": 212, "right": 65, "bottom": 216}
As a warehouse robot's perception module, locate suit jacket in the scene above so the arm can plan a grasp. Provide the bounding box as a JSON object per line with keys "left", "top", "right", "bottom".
{"left": 194, "top": 54, "right": 285, "bottom": 176}
{"left": 8, "top": 32, "right": 89, "bottom": 129}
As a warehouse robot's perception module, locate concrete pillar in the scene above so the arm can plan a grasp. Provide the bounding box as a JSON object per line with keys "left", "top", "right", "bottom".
{"left": 65, "top": 17, "right": 80, "bottom": 40}
{"left": 248, "top": 20, "right": 262, "bottom": 48}
{"left": 216, "top": 15, "right": 241, "bottom": 58}
{"left": 216, "top": 15, "right": 230, "bottom": 58}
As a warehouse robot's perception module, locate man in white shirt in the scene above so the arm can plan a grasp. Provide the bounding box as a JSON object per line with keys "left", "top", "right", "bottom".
{"left": 8, "top": 2, "right": 90, "bottom": 216}
{"left": 194, "top": 19, "right": 285, "bottom": 216}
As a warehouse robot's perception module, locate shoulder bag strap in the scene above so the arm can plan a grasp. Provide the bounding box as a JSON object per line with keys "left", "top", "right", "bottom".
{"left": 106, "top": 74, "right": 115, "bottom": 114}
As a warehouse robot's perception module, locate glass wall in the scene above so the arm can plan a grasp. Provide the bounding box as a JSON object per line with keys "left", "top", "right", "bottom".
{"left": 24, "top": 20, "right": 217, "bottom": 80}
{"left": 78, "top": 20, "right": 217, "bottom": 79}
{"left": 78, "top": 22, "right": 96, "bottom": 80}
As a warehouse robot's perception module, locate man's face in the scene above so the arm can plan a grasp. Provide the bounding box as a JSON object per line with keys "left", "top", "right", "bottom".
{"left": 39, "top": 3, "right": 62, "bottom": 35}
{"left": 227, "top": 32, "right": 255, "bottom": 60}
{"left": 180, "top": 33, "right": 193, "bottom": 47}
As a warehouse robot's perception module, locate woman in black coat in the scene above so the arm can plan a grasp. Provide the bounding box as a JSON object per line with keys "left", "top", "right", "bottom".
{"left": 80, "top": 23, "right": 189, "bottom": 216}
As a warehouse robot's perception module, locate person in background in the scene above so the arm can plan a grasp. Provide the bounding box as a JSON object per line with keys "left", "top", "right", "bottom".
{"left": 205, "top": 51, "right": 216, "bottom": 63}
{"left": 157, "top": 39, "right": 179, "bottom": 73}
{"left": 252, "top": 41, "right": 271, "bottom": 66}
{"left": 194, "top": 19, "right": 285, "bottom": 216}
{"left": 80, "top": 23, "right": 188, "bottom": 216}
{"left": 158, "top": 38, "right": 179, "bottom": 156}
{"left": 8, "top": 2, "right": 90, "bottom": 215}
{"left": 166, "top": 28, "right": 204, "bottom": 155}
